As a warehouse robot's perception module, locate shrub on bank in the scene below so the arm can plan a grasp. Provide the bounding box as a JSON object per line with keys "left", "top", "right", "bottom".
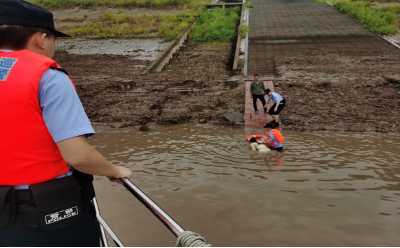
{"left": 364, "top": 0, "right": 400, "bottom": 2}
{"left": 380, "top": 5, "right": 400, "bottom": 15}
{"left": 190, "top": 7, "right": 241, "bottom": 42}
{"left": 333, "top": 0, "right": 398, "bottom": 35}
{"left": 59, "top": 12, "right": 195, "bottom": 40}
{"left": 28, "top": 0, "right": 195, "bottom": 8}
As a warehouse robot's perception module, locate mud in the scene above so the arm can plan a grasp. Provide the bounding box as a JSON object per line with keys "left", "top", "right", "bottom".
{"left": 54, "top": 40, "right": 400, "bottom": 133}
{"left": 54, "top": 42, "right": 240, "bottom": 130}
{"left": 274, "top": 52, "right": 400, "bottom": 133}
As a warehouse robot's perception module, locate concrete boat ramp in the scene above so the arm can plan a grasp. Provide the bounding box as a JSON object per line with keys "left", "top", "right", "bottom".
{"left": 244, "top": 0, "right": 400, "bottom": 131}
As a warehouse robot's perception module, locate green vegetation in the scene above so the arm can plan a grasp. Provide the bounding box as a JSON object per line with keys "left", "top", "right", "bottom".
{"left": 239, "top": 24, "right": 249, "bottom": 38}
{"left": 59, "top": 11, "right": 195, "bottom": 40}
{"left": 59, "top": 15, "right": 88, "bottom": 22}
{"left": 190, "top": 7, "right": 241, "bottom": 42}
{"left": 29, "top": 0, "right": 195, "bottom": 9}
{"left": 26, "top": 0, "right": 210, "bottom": 40}
{"left": 380, "top": 5, "right": 400, "bottom": 14}
{"left": 245, "top": 0, "right": 253, "bottom": 8}
{"left": 27, "top": 0, "right": 244, "bottom": 42}
{"left": 333, "top": 0, "right": 398, "bottom": 35}
{"left": 365, "top": 0, "right": 400, "bottom": 2}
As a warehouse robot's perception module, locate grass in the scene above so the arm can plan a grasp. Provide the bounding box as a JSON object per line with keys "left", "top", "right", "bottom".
{"left": 245, "top": 0, "right": 253, "bottom": 8}
{"left": 380, "top": 5, "right": 400, "bottom": 14}
{"left": 59, "top": 11, "right": 196, "bottom": 40}
{"left": 28, "top": 0, "right": 244, "bottom": 42}
{"left": 239, "top": 24, "right": 249, "bottom": 38}
{"left": 365, "top": 0, "right": 400, "bottom": 2}
{"left": 189, "top": 7, "right": 241, "bottom": 42}
{"left": 28, "top": 0, "right": 197, "bottom": 9}
{"left": 26, "top": 0, "right": 210, "bottom": 40}
{"left": 59, "top": 15, "right": 88, "bottom": 22}
{"left": 333, "top": 0, "right": 399, "bottom": 35}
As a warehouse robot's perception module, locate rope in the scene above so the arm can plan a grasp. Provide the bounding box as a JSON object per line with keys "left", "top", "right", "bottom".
{"left": 175, "top": 231, "right": 211, "bottom": 247}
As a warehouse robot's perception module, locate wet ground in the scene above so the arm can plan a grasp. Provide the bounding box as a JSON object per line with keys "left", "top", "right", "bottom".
{"left": 56, "top": 39, "right": 171, "bottom": 60}
{"left": 54, "top": 42, "right": 237, "bottom": 130}
{"left": 92, "top": 124, "right": 400, "bottom": 246}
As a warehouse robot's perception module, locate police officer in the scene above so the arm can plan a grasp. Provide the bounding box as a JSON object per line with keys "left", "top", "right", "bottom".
{"left": 0, "top": 0, "right": 132, "bottom": 246}
{"left": 263, "top": 122, "right": 284, "bottom": 151}
{"left": 264, "top": 88, "right": 286, "bottom": 126}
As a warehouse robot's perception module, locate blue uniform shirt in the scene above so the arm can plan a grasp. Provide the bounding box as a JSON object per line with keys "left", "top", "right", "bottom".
{"left": 1, "top": 50, "right": 95, "bottom": 189}
{"left": 268, "top": 130, "right": 283, "bottom": 148}
{"left": 268, "top": 92, "right": 284, "bottom": 104}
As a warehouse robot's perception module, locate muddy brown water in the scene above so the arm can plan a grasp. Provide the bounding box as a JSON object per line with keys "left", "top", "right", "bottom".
{"left": 92, "top": 124, "right": 400, "bottom": 247}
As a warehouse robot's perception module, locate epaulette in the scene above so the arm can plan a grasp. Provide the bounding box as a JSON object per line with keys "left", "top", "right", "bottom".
{"left": 49, "top": 66, "right": 69, "bottom": 75}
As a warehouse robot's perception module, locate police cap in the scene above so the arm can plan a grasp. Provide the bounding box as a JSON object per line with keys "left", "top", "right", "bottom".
{"left": 0, "top": 0, "right": 71, "bottom": 37}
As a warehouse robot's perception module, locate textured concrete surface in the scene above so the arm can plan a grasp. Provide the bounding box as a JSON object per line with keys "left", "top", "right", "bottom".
{"left": 247, "top": 0, "right": 400, "bottom": 76}
{"left": 56, "top": 38, "right": 172, "bottom": 60}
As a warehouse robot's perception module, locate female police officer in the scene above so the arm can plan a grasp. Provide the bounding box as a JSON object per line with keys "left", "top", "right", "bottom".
{"left": 264, "top": 88, "right": 286, "bottom": 126}
{"left": 0, "top": 0, "right": 132, "bottom": 246}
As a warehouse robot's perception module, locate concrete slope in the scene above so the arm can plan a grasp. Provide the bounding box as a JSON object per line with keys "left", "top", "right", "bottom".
{"left": 247, "top": 0, "right": 400, "bottom": 76}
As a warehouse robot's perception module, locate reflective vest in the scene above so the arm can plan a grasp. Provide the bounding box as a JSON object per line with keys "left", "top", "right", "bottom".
{"left": 0, "top": 50, "right": 70, "bottom": 185}
{"left": 268, "top": 129, "right": 284, "bottom": 147}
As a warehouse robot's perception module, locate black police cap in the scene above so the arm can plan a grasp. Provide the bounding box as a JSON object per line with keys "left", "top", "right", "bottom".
{"left": 0, "top": 0, "right": 71, "bottom": 37}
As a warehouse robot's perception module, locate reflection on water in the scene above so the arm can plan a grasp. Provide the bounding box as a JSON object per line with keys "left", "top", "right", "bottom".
{"left": 91, "top": 124, "right": 400, "bottom": 247}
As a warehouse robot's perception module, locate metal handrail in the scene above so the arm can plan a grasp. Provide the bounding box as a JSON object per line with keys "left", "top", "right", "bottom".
{"left": 117, "top": 178, "right": 185, "bottom": 237}
{"left": 93, "top": 196, "right": 124, "bottom": 247}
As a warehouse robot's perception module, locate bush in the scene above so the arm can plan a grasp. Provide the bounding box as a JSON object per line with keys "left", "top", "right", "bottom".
{"left": 190, "top": 7, "right": 241, "bottom": 42}
{"left": 28, "top": 0, "right": 195, "bottom": 9}
{"left": 333, "top": 0, "right": 398, "bottom": 35}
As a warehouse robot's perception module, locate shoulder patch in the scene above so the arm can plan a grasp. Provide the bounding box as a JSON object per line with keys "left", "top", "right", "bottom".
{"left": 50, "top": 66, "right": 69, "bottom": 75}
{"left": 0, "top": 57, "right": 18, "bottom": 81}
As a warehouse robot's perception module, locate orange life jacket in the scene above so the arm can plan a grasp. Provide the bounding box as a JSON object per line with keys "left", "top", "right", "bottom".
{"left": 0, "top": 50, "right": 71, "bottom": 185}
{"left": 268, "top": 129, "right": 284, "bottom": 147}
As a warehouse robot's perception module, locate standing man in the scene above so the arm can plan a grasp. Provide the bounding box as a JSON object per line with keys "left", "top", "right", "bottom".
{"left": 263, "top": 122, "right": 284, "bottom": 151}
{"left": 0, "top": 0, "right": 131, "bottom": 246}
{"left": 250, "top": 74, "right": 267, "bottom": 114}
{"left": 264, "top": 88, "right": 286, "bottom": 126}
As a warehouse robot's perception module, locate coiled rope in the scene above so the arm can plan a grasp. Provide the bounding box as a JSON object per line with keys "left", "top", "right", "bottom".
{"left": 175, "top": 231, "right": 211, "bottom": 247}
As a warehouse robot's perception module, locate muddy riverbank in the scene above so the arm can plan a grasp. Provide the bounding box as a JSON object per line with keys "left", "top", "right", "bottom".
{"left": 54, "top": 42, "right": 240, "bottom": 129}
{"left": 54, "top": 40, "right": 400, "bottom": 133}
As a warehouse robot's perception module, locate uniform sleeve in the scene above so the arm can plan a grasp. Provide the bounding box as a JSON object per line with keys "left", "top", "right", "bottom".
{"left": 274, "top": 92, "right": 283, "bottom": 101}
{"left": 268, "top": 134, "right": 275, "bottom": 141}
{"left": 38, "top": 69, "right": 95, "bottom": 143}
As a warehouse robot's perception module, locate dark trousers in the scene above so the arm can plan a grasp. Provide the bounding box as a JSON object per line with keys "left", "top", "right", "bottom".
{"left": 0, "top": 202, "right": 100, "bottom": 247}
{"left": 252, "top": 94, "right": 266, "bottom": 111}
{"left": 268, "top": 99, "right": 286, "bottom": 115}
{"left": 270, "top": 146, "right": 283, "bottom": 151}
